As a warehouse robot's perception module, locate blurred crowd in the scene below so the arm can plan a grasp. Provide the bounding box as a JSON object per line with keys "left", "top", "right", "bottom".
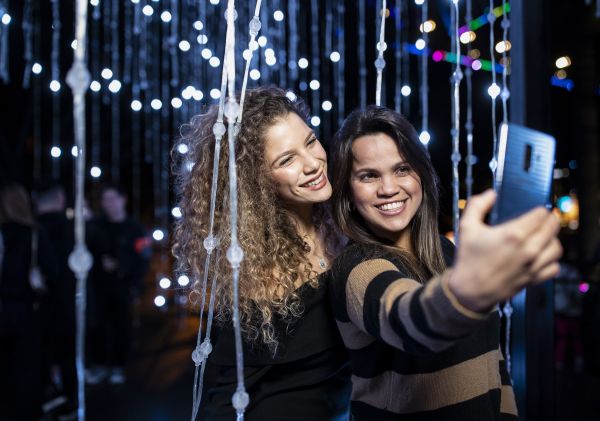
{"left": 0, "top": 183, "right": 150, "bottom": 421}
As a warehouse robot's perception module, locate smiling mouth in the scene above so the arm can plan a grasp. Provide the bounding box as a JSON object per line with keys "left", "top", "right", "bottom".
{"left": 375, "top": 200, "right": 407, "bottom": 212}
{"left": 301, "top": 173, "right": 325, "bottom": 188}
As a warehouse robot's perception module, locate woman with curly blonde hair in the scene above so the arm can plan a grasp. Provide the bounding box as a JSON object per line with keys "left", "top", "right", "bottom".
{"left": 173, "top": 87, "right": 350, "bottom": 420}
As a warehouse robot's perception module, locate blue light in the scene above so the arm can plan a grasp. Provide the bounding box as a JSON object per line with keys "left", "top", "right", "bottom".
{"left": 557, "top": 196, "right": 573, "bottom": 213}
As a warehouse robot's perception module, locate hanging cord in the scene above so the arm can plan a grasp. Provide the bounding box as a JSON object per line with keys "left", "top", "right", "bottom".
{"left": 449, "top": 0, "right": 462, "bottom": 242}
{"left": 488, "top": 0, "right": 499, "bottom": 183}
{"left": 66, "top": 1, "right": 93, "bottom": 420}
{"left": 464, "top": 0, "right": 474, "bottom": 199}
{"left": 358, "top": 1, "right": 366, "bottom": 108}
{"left": 419, "top": 0, "right": 430, "bottom": 146}
{"left": 374, "top": 0, "right": 387, "bottom": 106}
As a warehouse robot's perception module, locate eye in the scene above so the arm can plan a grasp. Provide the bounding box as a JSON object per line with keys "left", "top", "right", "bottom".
{"left": 279, "top": 156, "right": 294, "bottom": 167}
{"left": 358, "top": 172, "right": 377, "bottom": 182}
{"left": 395, "top": 165, "right": 411, "bottom": 176}
{"left": 307, "top": 136, "right": 319, "bottom": 146}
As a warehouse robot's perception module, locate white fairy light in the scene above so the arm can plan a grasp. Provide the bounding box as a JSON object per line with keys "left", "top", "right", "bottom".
{"left": 415, "top": 38, "right": 426, "bottom": 50}
{"left": 154, "top": 296, "right": 166, "bottom": 307}
{"left": 108, "top": 79, "right": 121, "bottom": 93}
{"left": 171, "top": 206, "right": 183, "bottom": 218}
{"left": 265, "top": 56, "right": 276, "bottom": 66}
{"left": 309, "top": 80, "right": 320, "bottom": 90}
{"left": 159, "top": 277, "right": 171, "bottom": 289}
{"left": 197, "top": 34, "right": 208, "bottom": 45}
{"left": 419, "top": 130, "right": 431, "bottom": 145}
{"left": 193, "top": 21, "right": 204, "bottom": 31}
{"left": 142, "top": 5, "right": 153, "bottom": 16}
{"left": 51, "top": 146, "right": 62, "bottom": 158}
{"left": 298, "top": 58, "right": 309, "bottom": 69}
{"left": 201, "top": 48, "right": 212, "bottom": 59}
{"left": 209, "top": 57, "right": 221, "bottom": 67}
{"left": 171, "top": 97, "right": 183, "bottom": 108}
{"left": 1, "top": 13, "right": 11, "bottom": 25}
{"left": 209, "top": 88, "right": 220, "bottom": 99}
{"left": 310, "top": 116, "right": 321, "bottom": 126}
{"left": 32, "top": 63, "right": 42, "bottom": 74}
{"left": 177, "top": 275, "right": 190, "bottom": 287}
{"left": 130, "top": 100, "right": 142, "bottom": 111}
{"left": 50, "top": 80, "right": 61, "bottom": 92}
{"left": 286, "top": 91, "right": 297, "bottom": 101}
{"left": 101, "top": 68, "right": 113, "bottom": 79}
{"left": 273, "top": 10, "right": 284, "bottom": 21}
{"left": 257, "top": 35, "right": 267, "bottom": 47}
{"left": 70, "top": 39, "right": 78, "bottom": 50}
{"left": 179, "top": 40, "right": 191, "bottom": 52}
{"left": 401, "top": 85, "right": 411, "bottom": 96}
{"left": 488, "top": 83, "right": 501, "bottom": 99}
{"left": 152, "top": 229, "right": 165, "bottom": 241}
{"left": 249, "top": 69, "right": 261, "bottom": 80}
{"left": 330, "top": 51, "right": 340, "bottom": 62}
{"left": 90, "top": 166, "right": 102, "bottom": 178}
{"left": 90, "top": 80, "right": 101, "bottom": 92}
{"left": 71, "top": 146, "right": 79, "bottom": 157}
{"left": 160, "top": 11, "right": 172, "bottom": 23}
{"left": 150, "top": 99, "right": 163, "bottom": 110}
{"left": 192, "top": 90, "right": 203, "bottom": 101}
{"left": 209, "top": 0, "right": 219, "bottom": 4}
{"left": 322, "top": 100, "right": 332, "bottom": 111}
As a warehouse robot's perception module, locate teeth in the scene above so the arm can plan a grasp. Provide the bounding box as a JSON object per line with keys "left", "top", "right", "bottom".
{"left": 305, "top": 174, "right": 323, "bottom": 187}
{"left": 378, "top": 201, "right": 405, "bottom": 211}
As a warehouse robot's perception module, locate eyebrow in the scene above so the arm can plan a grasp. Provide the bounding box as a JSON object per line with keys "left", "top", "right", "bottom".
{"left": 270, "top": 130, "right": 316, "bottom": 166}
{"left": 352, "top": 160, "right": 409, "bottom": 174}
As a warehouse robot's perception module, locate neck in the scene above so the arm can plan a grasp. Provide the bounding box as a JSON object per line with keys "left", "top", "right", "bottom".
{"left": 286, "top": 203, "right": 316, "bottom": 239}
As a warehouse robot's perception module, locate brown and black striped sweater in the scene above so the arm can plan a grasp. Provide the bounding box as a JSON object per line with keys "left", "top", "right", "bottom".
{"left": 329, "top": 238, "right": 517, "bottom": 420}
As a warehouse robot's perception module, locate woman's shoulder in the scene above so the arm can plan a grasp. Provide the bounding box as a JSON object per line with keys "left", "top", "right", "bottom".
{"left": 331, "top": 242, "right": 400, "bottom": 282}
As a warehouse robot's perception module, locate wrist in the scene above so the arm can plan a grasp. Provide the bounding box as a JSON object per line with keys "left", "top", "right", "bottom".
{"left": 446, "top": 269, "right": 494, "bottom": 314}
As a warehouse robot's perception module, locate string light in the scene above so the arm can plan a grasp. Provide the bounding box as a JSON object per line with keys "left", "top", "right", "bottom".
{"left": 555, "top": 56, "right": 571, "bottom": 69}
{"left": 159, "top": 277, "right": 171, "bottom": 289}
{"left": 100, "top": 67, "right": 112, "bottom": 79}
{"left": 51, "top": 146, "right": 62, "bottom": 158}
{"left": 209, "top": 56, "right": 221, "bottom": 67}
{"left": 201, "top": 48, "right": 212, "bottom": 59}
{"left": 171, "top": 97, "right": 183, "bottom": 108}
{"left": 177, "top": 275, "right": 190, "bottom": 287}
{"left": 298, "top": 58, "right": 308, "bottom": 68}
{"left": 160, "top": 11, "right": 172, "bottom": 23}
{"left": 50, "top": 80, "right": 61, "bottom": 92}
{"left": 179, "top": 40, "right": 191, "bottom": 52}
{"left": 209, "top": 88, "right": 220, "bottom": 99}
{"left": 309, "top": 79, "right": 320, "bottom": 90}
{"left": 71, "top": 146, "right": 79, "bottom": 157}
{"left": 90, "top": 166, "right": 102, "bottom": 178}
{"left": 152, "top": 229, "right": 165, "bottom": 241}
{"left": 142, "top": 5, "right": 153, "bottom": 16}
{"left": 32, "top": 62, "right": 42, "bottom": 74}
{"left": 415, "top": 38, "right": 426, "bottom": 50}
{"left": 401, "top": 85, "right": 411, "bottom": 96}
{"left": 321, "top": 100, "right": 332, "bottom": 111}
{"left": 154, "top": 295, "right": 166, "bottom": 307}
{"left": 1, "top": 13, "right": 11, "bottom": 25}
{"left": 150, "top": 99, "right": 162, "bottom": 110}
{"left": 108, "top": 79, "right": 121, "bottom": 93}
{"left": 310, "top": 116, "right": 321, "bottom": 127}
{"left": 249, "top": 69, "right": 260, "bottom": 80}
{"left": 130, "top": 99, "right": 142, "bottom": 111}
{"left": 192, "top": 90, "right": 203, "bottom": 101}
{"left": 273, "top": 10, "right": 284, "bottom": 21}
{"left": 329, "top": 51, "right": 340, "bottom": 62}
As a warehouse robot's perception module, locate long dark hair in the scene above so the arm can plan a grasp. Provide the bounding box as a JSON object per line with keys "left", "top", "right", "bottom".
{"left": 330, "top": 106, "right": 445, "bottom": 281}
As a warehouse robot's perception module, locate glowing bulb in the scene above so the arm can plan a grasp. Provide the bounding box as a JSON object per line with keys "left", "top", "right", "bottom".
{"left": 414, "top": 0, "right": 424, "bottom": 4}
{"left": 197, "top": 34, "right": 208, "bottom": 45}
{"left": 265, "top": 56, "right": 276, "bottom": 66}
{"left": 471, "top": 60, "right": 482, "bottom": 71}
{"left": 210, "top": 89, "right": 221, "bottom": 99}
{"left": 488, "top": 83, "right": 501, "bottom": 99}
{"left": 322, "top": 100, "right": 332, "bottom": 111}
{"left": 273, "top": 10, "right": 284, "bottom": 21}
{"left": 171, "top": 206, "right": 183, "bottom": 218}
{"left": 142, "top": 5, "right": 154, "bottom": 16}
{"left": 171, "top": 97, "right": 183, "bottom": 108}
{"left": 209, "top": 57, "right": 221, "bottom": 67}
{"left": 177, "top": 275, "right": 190, "bottom": 286}
{"left": 160, "top": 11, "right": 172, "bottom": 22}
{"left": 201, "top": 48, "right": 212, "bottom": 59}
{"left": 285, "top": 91, "right": 297, "bottom": 101}
{"left": 258, "top": 36, "right": 267, "bottom": 47}
{"left": 50, "top": 146, "right": 62, "bottom": 158}
{"left": 265, "top": 48, "right": 275, "bottom": 58}
{"left": 32, "top": 63, "right": 42, "bottom": 74}
{"left": 192, "top": 90, "right": 203, "bottom": 101}
{"left": 415, "top": 39, "right": 426, "bottom": 50}
{"left": 70, "top": 39, "right": 78, "bottom": 50}
{"left": 309, "top": 80, "right": 320, "bottom": 90}
{"left": 298, "top": 58, "right": 309, "bottom": 69}
{"left": 209, "top": 0, "right": 219, "bottom": 4}
{"left": 310, "top": 116, "right": 321, "bottom": 127}
{"left": 1, "top": 13, "right": 11, "bottom": 25}
{"left": 101, "top": 68, "right": 113, "bottom": 79}
{"left": 71, "top": 146, "right": 79, "bottom": 157}
{"left": 90, "top": 80, "right": 101, "bottom": 92}
{"left": 154, "top": 295, "right": 166, "bottom": 307}
{"left": 330, "top": 51, "right": 340, "bottom": 62}
{"left": 131, "top": 0, "right": 140, "bottom": 3}
{"left": 130, "top": 100, "right": 142, "bottom": 111}
{"left": 401, "top": 85, "right": 411, "bottom": 96}
{"left": 90, "top": 0, "right": 99, "bottom": 6}
{"left": 159, "top": 277, "right": 171, "bottom": 289}
{"left": 179, "top": 40, "right": 191, "bottom": 52}
{"left": 108, "top": 79, "right": 121, "bottom": 93}
{"left": 90, "top": 166, "right": 102, "bottom": 178}
{"left": 419, "top": 131, "right": 431, "bottom": 145}
{"left": 151, "top": 99, "right": 162, "bottom": 110}
{"left": 555, "top": 56, "right": 571, "bottom": 69}
{"left": 193, "top": 21, "right": 204, "bottom": 31}
{"left": 420, "top": 20, "right": 436, "bottom": 33}
{"left": 495, "top": 40, "right": 511, "bottom": 54}
{"left": 250, "top": 69, "right": 261, "bottom": 80}
{"left": 49, "top": 80, "right": 61, "bottom": 92}
{"left": 152, "top": 229, "right": 165, "bottom": 241}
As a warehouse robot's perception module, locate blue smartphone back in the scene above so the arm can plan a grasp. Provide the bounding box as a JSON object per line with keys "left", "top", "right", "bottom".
{"left": 490, "top": 123, "right": 556, "bottom": 225}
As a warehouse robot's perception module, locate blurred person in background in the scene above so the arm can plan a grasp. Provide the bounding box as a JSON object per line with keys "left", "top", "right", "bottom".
{"left": 0, "top": 184, "right": 57, "bottom": 421}
{"left": 87, "top": 184, "right": 150, "bottom": 385}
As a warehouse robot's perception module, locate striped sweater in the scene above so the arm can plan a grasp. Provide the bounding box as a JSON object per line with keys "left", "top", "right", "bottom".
{"left": 329, "top": 239, "right": 517, "bottom": 420}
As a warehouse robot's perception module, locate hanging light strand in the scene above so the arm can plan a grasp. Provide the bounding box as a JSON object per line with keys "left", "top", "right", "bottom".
{"left": 374, "top": 0, "right": 387, "bottom": 106}
{"left": 450, "top": 0, "right": 462, "bottom": 240}
{"left": 50, "top": 0, "right": 61, "bottom": 179}
{"left": 419, "top": 0, "right": 429, "bottom": 146}
{"left": 0, "top": 0, "right": 9, "bottom": 83}
{"left": 336, "top": 1, "right": 345, "bottom": 126}
{"left": 465, "top": 0, "right": 474, "bottom": 198}
{"left": 488, "top": 0, "right": 498, "bottom": 183}
{"left": 66, "top": 0, "right": 93, "bottom": 419}
{"left": 358, "top": 0, "right": 366, "bottom": 107}
{"left": 394, "top": 2, "right": 402, "bottom": 113}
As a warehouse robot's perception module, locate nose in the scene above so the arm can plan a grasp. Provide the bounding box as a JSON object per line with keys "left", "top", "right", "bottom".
{"left": 377, "top": 175, "right": 399, "bottom": 197}
{"left": 302, "top": 151, "right": 321, "bottom": 174}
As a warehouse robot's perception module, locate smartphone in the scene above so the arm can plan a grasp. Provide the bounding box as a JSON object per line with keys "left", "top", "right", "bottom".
{"left": 490, "top": 123, "right": 556, "bottom": 225}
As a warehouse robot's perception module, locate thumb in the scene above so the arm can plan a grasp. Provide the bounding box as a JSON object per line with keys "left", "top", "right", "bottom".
{"left": 461, "top": 189, "right": 496, "bottom": 225}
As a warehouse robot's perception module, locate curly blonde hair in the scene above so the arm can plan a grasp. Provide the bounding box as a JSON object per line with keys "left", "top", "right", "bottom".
{"left": 173, "top": 87, "right": 339, "bottom": 351}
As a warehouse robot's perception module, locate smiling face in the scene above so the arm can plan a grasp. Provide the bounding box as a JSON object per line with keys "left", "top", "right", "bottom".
{"left": 264, "top": 112, "right": 332, "bottom": 206}
{"left": 350, "top": 132, "right": 423, "bottom": 250}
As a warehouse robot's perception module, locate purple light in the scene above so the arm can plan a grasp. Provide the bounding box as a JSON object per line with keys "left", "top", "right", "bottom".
{"left": 579, "top": 283, "right": 590, "bottom": 293}
{"left": 432, "top": 50, "right": 444, "bottom": 62}
{"left": 471, "top": 60, "right": 482, "bottom": 71}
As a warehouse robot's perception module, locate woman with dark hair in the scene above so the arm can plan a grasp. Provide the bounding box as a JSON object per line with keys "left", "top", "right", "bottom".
{"left": 0, "top": 184, "right": 57, "bottom": 420}
{"left": 329, "top": 106, "right": 562, "bottom": 420}
{"left": 173, "top": 87, "right": 350, "bottom": 420}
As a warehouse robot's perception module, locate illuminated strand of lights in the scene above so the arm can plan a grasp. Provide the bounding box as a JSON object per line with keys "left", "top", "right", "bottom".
{"left": 336, "top": 1, "right": 345, "bottom": 125}
{"left": 111, "top": 0, "right": 120, "bottom": 182}
{"left": 449, "top": 0, "right": 462, "bottom": 240}
{"left": 374, "top": 0, "right": 387, "bottom": 106}
{"left": 358, "top": 0, "right": 366, "bottom": 108}
{"left": 237, "top": 0, "right": 263, "bottom": 124}
{"left": 464, "top": 0, "right": 474, "bottom": 199}
{"left": 407, "top": 44, "right": 505, "bottom": 73}
{"left": 419, "top": 0, "right": 429, "bottom": 146}
{"left": 394, "top": 2, "right": 402, "bottom": 112}
{"left": 22, "top": 0, "right": 33, "bottom": 88}
{"left": 51, "top": 0, "right": 61, "bottom": 179}
{"left": 310, "top": 0, "right": 320, "bottom": 121}
{"left": 0, "top": 1, "right": 10, "bottom": 83}
{"left": 459, "top": 2, "right": 510, "bottom": 35}
{"left": 489, "top": 0, "right": 499, "bottom": 183}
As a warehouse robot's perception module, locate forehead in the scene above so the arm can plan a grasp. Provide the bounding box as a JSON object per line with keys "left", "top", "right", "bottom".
{"left": 351, "top": 132, "right": 405, "bottom": 169}
{"left": 263, "top": 113, "right": 312, "bottom": 159}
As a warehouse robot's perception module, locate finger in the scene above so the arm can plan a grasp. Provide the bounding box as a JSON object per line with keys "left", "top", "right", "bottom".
{"left": 461, "top": 189, "right": 496, "bottom": 225}
{"left": 500, "top": 207, "right": 553, "bottom": 240}
{"left": 528, "top": 238, "right": 563, "bottom": 274}
{"left": 531, "top": 262, "right": 561, "bottom": 285}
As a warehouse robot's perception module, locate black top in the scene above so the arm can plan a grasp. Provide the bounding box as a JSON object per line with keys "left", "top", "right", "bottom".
{"left": 199, "top": 273, "right": 351, "bottom": 421}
